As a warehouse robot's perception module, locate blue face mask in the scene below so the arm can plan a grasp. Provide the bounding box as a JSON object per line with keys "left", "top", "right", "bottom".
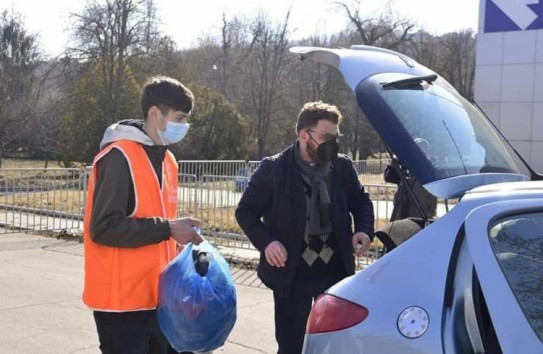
{"left": 158, "top": 115, "right": 190, "bottom": 145}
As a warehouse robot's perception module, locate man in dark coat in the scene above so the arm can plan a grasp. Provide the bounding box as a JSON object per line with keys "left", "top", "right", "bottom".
{"left": 235, "top": 101, "right": 375, "bottom": 354}
{"left": 384, "top": 162, "right": 437, "bottom": 221}
{"left": 384, "top": 138, "right": 437, "bottom": 222}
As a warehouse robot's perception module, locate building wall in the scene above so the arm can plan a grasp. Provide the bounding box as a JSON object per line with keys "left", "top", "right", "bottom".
{"left": 474, "top": 0, "right": 543, "bottom": 173}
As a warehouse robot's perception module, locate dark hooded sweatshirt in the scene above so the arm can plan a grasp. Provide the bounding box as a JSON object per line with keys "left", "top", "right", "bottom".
{"left": 89, "top": 119, "right": 172, "bottom": 248}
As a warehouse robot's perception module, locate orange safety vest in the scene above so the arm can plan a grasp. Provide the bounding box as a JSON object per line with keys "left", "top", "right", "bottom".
{"left": 82, "top": 140, "right": 178, "bottom": 311}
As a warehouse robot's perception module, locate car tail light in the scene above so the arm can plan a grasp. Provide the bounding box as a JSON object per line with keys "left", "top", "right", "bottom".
{"left": 306, "top": 293, "right": 369, "bottom": 334}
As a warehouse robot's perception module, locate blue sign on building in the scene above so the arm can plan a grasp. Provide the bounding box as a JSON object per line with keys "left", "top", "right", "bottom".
{"left": 485, "top": 0, "right": 543, "bottom": 33}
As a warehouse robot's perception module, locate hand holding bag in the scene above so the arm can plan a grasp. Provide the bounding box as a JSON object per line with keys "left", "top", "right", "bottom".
{"left": 158, "top": 241, "right": 237, "bottom": 353}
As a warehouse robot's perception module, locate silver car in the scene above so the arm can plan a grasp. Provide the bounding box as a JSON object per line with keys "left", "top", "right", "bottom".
{"left": 291, "top": 46, "right": 543, "bottom": 354}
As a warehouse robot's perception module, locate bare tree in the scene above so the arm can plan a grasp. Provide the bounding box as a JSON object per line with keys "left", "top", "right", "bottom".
{"left": 0, "top": 10, "right": 40, "bottom": 167}
{"left": 216, "top": 13, "right": 233, "bottom": 94}
{"left": 335, "top": 0, "right": 415, "bottom": 48}
{"left": 21, "top": 59, "right": 76, "bottom": 167}
{"left": 69, "top": 0, "right": 155, "bottom": 123}
{"left": 402, "top": 30, "right": 440, "bottom": 70}
{"left": 331, "top": 1, "right": 417, "bottom": 159}
{"left": 292, "top": 33, "right": 331, "bottom": 105}
{"left": 438, "top": 29, "right": 476, "bottom": 99}
{"left": 246, "top": 11, "right": 293, "bottom": 158}
{"left": 142, "top": 0, "right": 158, "bottom": 54}
{"left": 206, "top": 13, "right": 252, "bottom": 104}
{"left": 400, "top": 29, "right": 475, "bottom": 99}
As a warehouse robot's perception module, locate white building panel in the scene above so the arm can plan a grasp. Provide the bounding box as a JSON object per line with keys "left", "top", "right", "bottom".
{"left": 534, "top": 64, "right": 543, "bottom": 101}
{"left": 536, "top": 31, "right": 543, "bottom": 62}
{"left": 532, "top": 103, "right": 543, "bottom": 140}
{"left": 501, "top": 64, "right": 535, "bottom": 102}
{"left": 477, "top": 102, "right": 501, "bottom": 125}
{"left": 503, "top": 31, "right": 537, "bottom": 63}
{"left": 500, "top": 102, "right": 533, "bottom": 140}
{"left": 476, "top": 33, "right": 504, "bottom": 65}
{"left": 474, "top": 65, "right": 503, "bottom": 102}
{"left": 530, "top": 142, "right": 543, "bottom": 172}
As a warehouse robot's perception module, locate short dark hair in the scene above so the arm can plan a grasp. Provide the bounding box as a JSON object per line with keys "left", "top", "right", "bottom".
{"left": 295, "top": 101, "right": 343, "bottom": 133}
{"left": 140, "top": 76, "right": 194, "bottom": 119}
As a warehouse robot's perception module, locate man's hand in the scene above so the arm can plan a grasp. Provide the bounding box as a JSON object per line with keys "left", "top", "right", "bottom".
{"left": 352, "top": 232, "right": 371, "bottom": 257}
{"left": 264, "top": 241, "right": 287, "bottom": 267}
{"left": 169, "top": 217, "right": 204, "bottom": 245}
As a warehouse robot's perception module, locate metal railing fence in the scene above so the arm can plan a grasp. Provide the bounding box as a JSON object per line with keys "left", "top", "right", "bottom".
{"left": 178, "top": 160, "right": 250, "bottom": 178}
{"left": 0, "top": 161, "right": 392, "bottom": 250}
{"left": 0, "top": 168, "right": 85, "bottom": 233}
{"left": 177, "top": 159, "right": 389, "bottom": 179}
{"left": 352, "top": 159, "right": 389, "bottom": 175}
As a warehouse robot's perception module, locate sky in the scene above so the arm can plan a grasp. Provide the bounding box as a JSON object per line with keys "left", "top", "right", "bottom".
{"left": 1, "top": 0, "right": 480, "bottom": 57}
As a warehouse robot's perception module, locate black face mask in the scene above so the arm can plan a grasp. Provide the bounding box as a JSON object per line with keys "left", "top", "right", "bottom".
{"left": 307, "top": 132, "right": 339, "bottom": 163}
{"left": 317, "top": 139, "right": 339, "bottom": 162}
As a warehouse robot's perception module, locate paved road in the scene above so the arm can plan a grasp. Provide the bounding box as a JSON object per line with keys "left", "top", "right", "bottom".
{"left": 0, "top": 233, "right": 277, "bottom": 354}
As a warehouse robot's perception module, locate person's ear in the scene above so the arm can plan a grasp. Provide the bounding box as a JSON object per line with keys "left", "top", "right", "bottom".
{"left": 150, "top": 106, "right": 163, "bottom": 123}
{"left": 298, "top": 129, "right": 307, "bottom": 142}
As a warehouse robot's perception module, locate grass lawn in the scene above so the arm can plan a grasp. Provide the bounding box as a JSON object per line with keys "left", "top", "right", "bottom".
{"left": 0, "top": 190, "right": 86, "bottom": 215}
{"left": 2, "top": 158, "right": 58, "bottom": 169}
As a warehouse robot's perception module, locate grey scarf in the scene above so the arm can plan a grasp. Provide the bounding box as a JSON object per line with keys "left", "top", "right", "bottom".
{"left": 294, "top": 142, "right": 333, "bottom": 235}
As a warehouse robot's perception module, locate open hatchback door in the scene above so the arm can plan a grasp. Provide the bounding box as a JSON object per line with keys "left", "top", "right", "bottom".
{"left": 290, "top": 46, "right": 532, "bottom": 199}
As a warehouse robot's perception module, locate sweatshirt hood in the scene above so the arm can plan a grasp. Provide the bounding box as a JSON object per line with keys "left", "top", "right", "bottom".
{"left": 100, "top": 119, "right": 156, "bottom": 149}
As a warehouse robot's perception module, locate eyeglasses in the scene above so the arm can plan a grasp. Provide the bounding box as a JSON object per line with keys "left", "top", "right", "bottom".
{"left": 306, "top": 129, "right": 343, "bottom": 143}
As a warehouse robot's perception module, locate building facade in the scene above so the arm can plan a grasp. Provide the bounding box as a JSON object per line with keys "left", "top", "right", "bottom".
{"left": 475, "top": 0, "right": 543, "bottom": 172}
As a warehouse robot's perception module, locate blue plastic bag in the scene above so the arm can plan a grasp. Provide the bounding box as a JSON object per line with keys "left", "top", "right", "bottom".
{"left": 158, "top": 241, "right": 237, "bottom": 353}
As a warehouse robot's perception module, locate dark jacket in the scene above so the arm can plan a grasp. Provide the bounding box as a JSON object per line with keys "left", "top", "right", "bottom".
{"left": 235, "top": 144, "right": 375, "bottom": 297}
{"left": 384, "top": 162, "right": 437, "bottom": 221}
{"left": 89, "top": 119, "right": 171, "bottom": 248}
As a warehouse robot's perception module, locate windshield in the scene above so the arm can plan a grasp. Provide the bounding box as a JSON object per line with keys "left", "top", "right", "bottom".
{"left": 359, "top": 74, "right": 529, "bottom": 182}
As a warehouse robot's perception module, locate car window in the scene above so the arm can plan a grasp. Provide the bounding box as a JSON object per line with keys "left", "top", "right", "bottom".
{"left": 489, "top": 212, "right": 543, "bottom": 341}
{"left": 376, "top": 77, "right": 529, "bottom": 180}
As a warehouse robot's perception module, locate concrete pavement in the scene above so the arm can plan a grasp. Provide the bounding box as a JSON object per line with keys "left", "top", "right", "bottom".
{"left": 0, "top": 232, "right": 277, "bottom": 354}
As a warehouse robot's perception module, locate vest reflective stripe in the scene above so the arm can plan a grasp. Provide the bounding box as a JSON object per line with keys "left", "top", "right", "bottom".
{"left": 82, "top": 140, "right": 178, "bottom": 311}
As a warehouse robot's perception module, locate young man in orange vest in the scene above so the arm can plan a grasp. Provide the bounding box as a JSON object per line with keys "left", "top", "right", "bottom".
{"left": 83, "top": 76, "right": 204, "bottom": 354}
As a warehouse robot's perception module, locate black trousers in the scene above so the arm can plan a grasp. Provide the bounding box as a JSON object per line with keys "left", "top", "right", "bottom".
{"left": 273, "top": 275, "right": 344, "bottom": 354}
{"left": 93, "top": 310, "right": 195, "bottom": 354}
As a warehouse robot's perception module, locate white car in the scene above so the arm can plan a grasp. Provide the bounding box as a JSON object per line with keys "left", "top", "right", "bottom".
{"left": 290, "top": 46, "right": 543, "bottom": 354}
